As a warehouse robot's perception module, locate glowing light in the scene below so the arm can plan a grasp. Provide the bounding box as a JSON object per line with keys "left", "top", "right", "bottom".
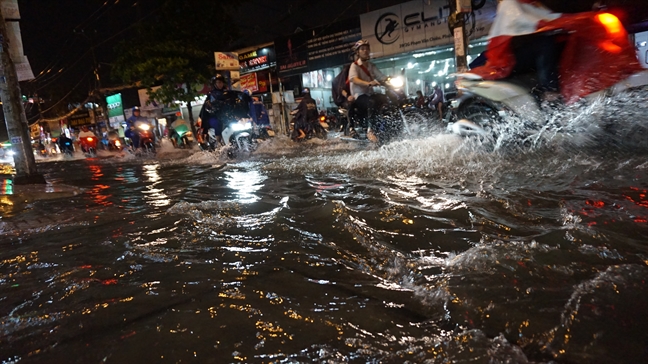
{"left": 415, "top": 79, "right": 421, "bottom": 85}
{"left": 388, "top": 76, "right": 404, "bottom": 88}
{"left": 431, "top": 81, "right": 437, "bottom": 87}
{"left": 326, "top": 74, "right": 332, "bottom": 81}
{"left": 597, "top": 13, "right": 623, "bottom": 35}
{"left": 445, "top": 83, "right": 450, "bottom": 89}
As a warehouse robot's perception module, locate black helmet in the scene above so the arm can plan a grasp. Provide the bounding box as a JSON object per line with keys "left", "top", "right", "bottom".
{"left": 212, "top": 75, "right": 226, "bottom": 85}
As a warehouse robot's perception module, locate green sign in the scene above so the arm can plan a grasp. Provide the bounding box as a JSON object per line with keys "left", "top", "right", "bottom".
{"left": 106, "top": 94, "right": 124, "bottom": 119}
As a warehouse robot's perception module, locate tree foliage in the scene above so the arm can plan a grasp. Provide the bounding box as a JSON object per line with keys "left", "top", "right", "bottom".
{"left": 112, "top": 0, "right": 242, "bottom": 123}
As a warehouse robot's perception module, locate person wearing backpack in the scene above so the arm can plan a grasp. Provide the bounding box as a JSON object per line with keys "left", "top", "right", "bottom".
{"left": 348, "top": 39, "right": 388, "bottom": 140}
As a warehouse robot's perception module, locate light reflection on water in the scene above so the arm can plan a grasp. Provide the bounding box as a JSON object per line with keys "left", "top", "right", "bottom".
{"left": 1, "top": 93, "right": 648, "bottom": 363}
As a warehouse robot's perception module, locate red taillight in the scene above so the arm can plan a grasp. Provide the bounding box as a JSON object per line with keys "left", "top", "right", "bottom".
{"left": 596, "top": 13, "right": 623, "bottom": 35}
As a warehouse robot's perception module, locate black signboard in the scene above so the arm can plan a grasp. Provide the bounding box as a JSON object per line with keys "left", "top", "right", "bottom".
{"left": 275, "top": 17, "right": 362, "bottom": 77}
{"left": 69, "top": 110, "right": 93, "bottom": 127}
{"left": 239, "top": 47, "right": 276, "bottom": 74}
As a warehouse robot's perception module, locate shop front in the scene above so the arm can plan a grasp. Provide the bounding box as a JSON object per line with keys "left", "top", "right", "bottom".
{"left": 275, "top": 17, "right": 363, "bottom": 111}
{"left": 274, "top": 0, "right": 498, "bottom": 107}
{"left": 359, "top": 0, "right": 497, "bottom": 98}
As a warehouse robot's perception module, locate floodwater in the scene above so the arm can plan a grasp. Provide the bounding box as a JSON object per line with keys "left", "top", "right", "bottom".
{"left": 1, "top": 93, "right": 648, "bottom": 363}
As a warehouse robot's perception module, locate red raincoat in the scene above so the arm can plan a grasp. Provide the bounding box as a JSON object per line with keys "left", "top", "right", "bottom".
{"left": 470, "top": 6, "right": 643, "bottom": 104}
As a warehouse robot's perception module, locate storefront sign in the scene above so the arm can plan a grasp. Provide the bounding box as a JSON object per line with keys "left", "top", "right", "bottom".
{"left": 68, "top": 111, "right": 93, "bottom": 127}
{"left": 240, "top": 72, "right": 258, "bottom": 93}
{"left": 275, "top": 17, "right": 362, "bottom": 76}
{"left": 360, "top": 0, "right": 497, "bottom": 58}
{"left": 106, "top": 93, "right": 125, "bottom": 127}
{"left": 239, "top": 47, "right": 276, "bottom": 74}
{"left": 214, "top": 52, "right": 239, "bottom": 71}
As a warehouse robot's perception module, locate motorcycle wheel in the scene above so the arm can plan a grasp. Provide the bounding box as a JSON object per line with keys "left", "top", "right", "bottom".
{"left": 456, "top": 99, "right": 500, "bottom": 137}
{"left": 181, "top": 136, "right": 190, "bottom": 148}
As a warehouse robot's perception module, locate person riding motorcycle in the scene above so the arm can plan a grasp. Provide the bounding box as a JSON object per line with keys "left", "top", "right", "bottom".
{"left": 125, "top": 106, "right": 148, "bottom": 149}
{"left": 78, "top": 125, "right": 97, "bottom": 153}
{"left": 469, "top": 0, "right": 643, "bottom": 105}
{"left": 428, "top": 84, "right": 445, "bottom": 119}
{"left": 292, "top": 87, "right": 319, "bottom": 140}
{"left": 348, "top": 39, "right": 388, "bottom": 140}
{"left": 198, "top": 75, "right": 229, "bottom": 146}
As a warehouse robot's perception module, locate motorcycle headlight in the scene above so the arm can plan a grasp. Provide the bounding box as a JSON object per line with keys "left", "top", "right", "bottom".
{"left": 231, "top": 122, "right": 252, "bottom": 131}
{"left": 87, "top": 137, "right": 93, "bottom": 142}
{"left": 388, "top": 76, "right": 404, "bottom": 88}
{"left": 138, "top": 124, "right": 150, "bottom": 131}
{"left": 7, "top": 150, "right": 15, "bottom": 156}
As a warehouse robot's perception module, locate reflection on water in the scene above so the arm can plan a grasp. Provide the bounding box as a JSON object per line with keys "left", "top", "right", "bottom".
{"left": 1, "top": 93, "right": 648, "bottom": 363}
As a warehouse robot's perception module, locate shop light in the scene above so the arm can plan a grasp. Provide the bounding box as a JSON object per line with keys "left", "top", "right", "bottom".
{"left": 445, "top": 83, "right": 450, "bottom": 89}
{"left": 432, "top": 81, "right": 437, "bottom": 87}
{"left": 326, "top": 74, "right": 332, "bottom": 81}
{"left": 416, "top": 79, "right": 421, "bottom": 85}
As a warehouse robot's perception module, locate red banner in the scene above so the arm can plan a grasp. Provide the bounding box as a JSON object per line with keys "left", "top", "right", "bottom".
{"left": 240, "top": 72, "right": 258, "bottom": 93}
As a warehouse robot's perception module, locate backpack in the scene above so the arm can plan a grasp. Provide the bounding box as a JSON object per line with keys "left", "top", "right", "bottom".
{"left": 331, "top": 63, "right": 352, "bottom": 107}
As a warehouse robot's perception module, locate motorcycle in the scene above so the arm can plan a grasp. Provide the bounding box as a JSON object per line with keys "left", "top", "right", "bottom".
{"left": 58, "top": 137, "right": 74, "bottom": 157}
{"left": 134, "top": 122, "right": 156, "bottom": 155}
{"left": 169, "top": 121, "right": 194, "bottom": 149}
{"left": 79, "top": 136, "right": 98, "bottom": 156}
{"left": 104, "top": 131, "right": 124, "bottom": 151}
{"left": 445, "top": 11, "right": 647, "bottom": 143}
{"left": 290, "top": 109, "right": 328, "bottom": 141}
{"left": 221, "top": 118, "right": 255, "bottom": 157}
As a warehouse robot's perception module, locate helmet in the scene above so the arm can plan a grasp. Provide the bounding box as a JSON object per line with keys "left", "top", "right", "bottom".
{"left": 302, "top": 87, "right": 310, "bottom": 94}
{"left": 352, "top": 39, "right": 370, "bottom": 52}
{"left": 212, "top": 75, "right": 226, "bottom": 85}
{"left": 132, "top": 106, "right": 140, "bottom": 113}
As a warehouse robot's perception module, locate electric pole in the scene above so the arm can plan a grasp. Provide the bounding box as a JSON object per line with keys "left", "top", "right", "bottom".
{"left": 450, "top": 0, "right": 471, "bottom": 73}
{"left": 0, "top": 5, "right": 45, "bottom": 184}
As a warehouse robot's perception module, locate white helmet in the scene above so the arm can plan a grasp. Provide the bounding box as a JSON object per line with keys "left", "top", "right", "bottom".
{"left": 352, "top": 39, "right": 370, "bottom": 52}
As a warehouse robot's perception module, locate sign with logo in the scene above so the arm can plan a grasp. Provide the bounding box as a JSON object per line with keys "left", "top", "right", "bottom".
{"left": 106, "top": 93, "right": 125, "bottom": 126}
{"left": 275, "top": 17, "right": 362, "bottom": 77}
{"left": 239, "top": 47, "right": 276, "bottom": 74}
{"left": 360, "top": 0, "right": 497, "bottom": 58}
{"left": 214, "top": 52, "right": 240, "bottom": 71}
{"left": 240, "top": 72, "right": 258, "bottom": 93}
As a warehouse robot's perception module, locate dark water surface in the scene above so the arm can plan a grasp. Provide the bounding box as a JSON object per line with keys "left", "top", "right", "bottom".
{"left": 1, "top": 97, "right": 648, "bottom": 363}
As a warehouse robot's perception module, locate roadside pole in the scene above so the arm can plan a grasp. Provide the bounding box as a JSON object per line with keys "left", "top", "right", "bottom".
{"left": 450, "top": 0, "right": 472, "bottom": 73}
{"left": 0, "top": 6, "right": 45, "bottom": 184}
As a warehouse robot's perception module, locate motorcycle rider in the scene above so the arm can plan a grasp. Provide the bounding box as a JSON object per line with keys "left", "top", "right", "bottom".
{"left": 471, "top": 0, "right": 563, "bottom": 102}
{"left": 428, "top": 84, "right": 445, "bottom": 119}
{"left": 78, "top": 125, "right": 97, "bottom": 153}
{"left": 348, "top": 39, "right": 388, "bottom": 140}
{"left": 198, "top": 75, "right": 229, "bottom": 146}
{"left": 125, "top": 106, "right": 148, "bottom": 149}
{"left": 292, "top": 87, "right": 318, "bottom": 140}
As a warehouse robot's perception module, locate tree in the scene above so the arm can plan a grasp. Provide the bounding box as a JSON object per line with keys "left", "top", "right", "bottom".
{"left": 112, "top": 0, "right": 242, "bottom": 135}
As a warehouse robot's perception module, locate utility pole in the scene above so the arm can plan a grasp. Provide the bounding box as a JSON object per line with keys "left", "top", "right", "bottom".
{"left": 0, "top": 5, "right": 45, "bottom": 184}
{"left": 449, "top": 0, "right": 471, "bottom": 73}
{"left": 76, "top": 29, "right": 109, "bottom": 130}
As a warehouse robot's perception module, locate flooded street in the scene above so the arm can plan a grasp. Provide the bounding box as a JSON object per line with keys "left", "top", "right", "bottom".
{"left": 1, "top": 97, "right": 648, "bottom": 363}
